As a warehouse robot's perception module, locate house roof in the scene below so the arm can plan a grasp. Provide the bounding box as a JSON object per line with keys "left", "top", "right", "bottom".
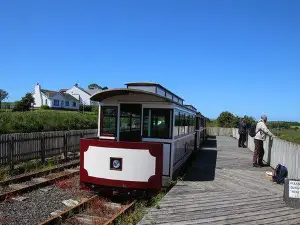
{"left": 59, "top": 88, "right": 68, "bottom": 92}
{"left": 74, "top": 85, "right": 105, "bottom": 96}
{"left": 41, "top": 89, "right": 58, "bottom": 98}
{"left": 40, "top": 89, "right": 79, "bottom": 102}
{"left": 74, "top": 85, "right": 92, "bottom": 96}
{"left": 85, "top": 88, "right": 100, "bottom": 96}
{"left": 60, "top": 93, "right": 80, "bottom": 102}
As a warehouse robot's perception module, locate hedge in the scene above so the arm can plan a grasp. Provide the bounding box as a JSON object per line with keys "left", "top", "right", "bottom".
{"left": 0, "top": 110, "right": 98, "bottom": 134}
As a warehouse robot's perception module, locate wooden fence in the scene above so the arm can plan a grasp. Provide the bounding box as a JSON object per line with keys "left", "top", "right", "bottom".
{"left": 0, "top": 129, "right": 98, "bottom": 168}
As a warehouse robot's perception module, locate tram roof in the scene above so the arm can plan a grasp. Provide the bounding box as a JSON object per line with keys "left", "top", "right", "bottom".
{"left": 90, "top": 88, "right": 197, "bottom": 113}
{"left": 125, "top": 82, "right": 184, "bottom": 102}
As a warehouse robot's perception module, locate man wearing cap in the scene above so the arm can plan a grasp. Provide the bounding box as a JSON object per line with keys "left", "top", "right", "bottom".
{"left": 253, "top": 115, "right": 275, "bottom": 167}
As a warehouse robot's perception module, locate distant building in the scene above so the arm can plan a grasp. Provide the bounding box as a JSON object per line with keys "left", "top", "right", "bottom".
{"left": 32, "top": 83, "right": 102, "bottom": 109}
{"left": 63, "top": 84, "right": 99, "bottom": 106}
{"left": 32, "top": 83, "right": 80, "bottom": 110}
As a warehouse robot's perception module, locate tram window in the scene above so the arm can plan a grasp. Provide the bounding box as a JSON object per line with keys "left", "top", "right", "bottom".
{"left": 186, "top": 114, "right": 191, "bottom": 133}
{"left": 190, "top": 115, "right": 196, "bottom": 132}
{"left": 174, "top": 110, "right": 180, "bottom": 136}
{"left": 174, "top": 109, "right": 196, "bottom": 137}
{"left": 101, "top": 106, "right": 117, "bottom": 137}
{"left": 143, "top": 109, "right": 173, "bottom": 139}
{"left": 120, "top": 111, "right": 141, "bottom": 132}
{"left": 179, "top": 112, "right": 185, "bottom": 135}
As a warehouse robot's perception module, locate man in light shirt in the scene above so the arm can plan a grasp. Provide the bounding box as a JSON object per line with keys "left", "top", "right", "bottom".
{"left": 253, "top": 115, "right": 275, "bottom": 167}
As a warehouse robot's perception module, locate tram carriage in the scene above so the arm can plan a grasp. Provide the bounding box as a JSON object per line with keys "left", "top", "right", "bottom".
{"left": 80, "top": 82, "right": 206, "bottom": 191}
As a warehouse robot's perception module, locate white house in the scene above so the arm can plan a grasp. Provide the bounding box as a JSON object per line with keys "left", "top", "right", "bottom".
{"left": 32, "top": 83, "right": 80, "bottom": 110}
{"left": 64, "top": 84, "right": 99, "bottom": 106}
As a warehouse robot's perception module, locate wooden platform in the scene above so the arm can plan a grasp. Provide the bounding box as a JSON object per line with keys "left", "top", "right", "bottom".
{"left": 138, "top": 136, "right": 300, "bottom": 225}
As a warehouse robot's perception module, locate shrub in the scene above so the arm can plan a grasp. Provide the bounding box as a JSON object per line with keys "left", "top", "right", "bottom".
{"left": 79, "top": 105, "right": 92, "bottom": 112}
{"left": 92, "top": 105, "right": 99, "bottom": 113}
{"left": 0, "top": 110, "right": 98, "bottom": 134}
{"left": 40, "top": 105, "right": 50, "bottom": 110}
{"left": 12, "top": 93, "right": 35, "bottom": 112}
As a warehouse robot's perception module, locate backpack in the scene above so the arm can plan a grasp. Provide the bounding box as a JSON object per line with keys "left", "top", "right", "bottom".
{"left": 249, "top": 123, "right": 257, "bottom": 137}
{"left": 272, "top": 164, "right": 288, "bottom": 184}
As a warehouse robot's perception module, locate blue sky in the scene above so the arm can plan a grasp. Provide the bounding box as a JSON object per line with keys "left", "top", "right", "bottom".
{"left": 1, "top": 0, "right": 300, "bottom": 121}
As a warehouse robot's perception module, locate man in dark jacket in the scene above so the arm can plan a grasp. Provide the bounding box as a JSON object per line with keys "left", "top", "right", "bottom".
{"left": 238, "top": 119, "right": 247, "bottom": 148}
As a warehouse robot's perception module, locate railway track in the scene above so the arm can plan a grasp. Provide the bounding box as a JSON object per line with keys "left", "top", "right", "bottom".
{"left": 0, "top": 161, "right": 137, "bottom": 225}
{"left": 0, "top": 160, "right": 79, "bottom": 186}
{"left": 0, "top": 166, "right": 136, "bottom": 225}
{"left": 38, "top": 195, "right": 136, "bottom": 225}
{"left": 0, "top": 165, "right": 80, "bottom": 202}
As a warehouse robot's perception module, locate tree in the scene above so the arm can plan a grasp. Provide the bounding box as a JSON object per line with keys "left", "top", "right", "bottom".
{"left": 88, "top": 83, "right": 102, "bottom": 90}
{"left": 13, "top": 93, "right": 35, "bottom": 112}
{"left": 217, "top": 111, "right": 238, "bottom": 128}
{"left": 0, "top": 89, "right": 9, "bottom": 109}
{"left": 243, "top": 115, "right": 256, "bottom": 129}
{"left": 88, "top": 83, "right": 108, "bottom": 90}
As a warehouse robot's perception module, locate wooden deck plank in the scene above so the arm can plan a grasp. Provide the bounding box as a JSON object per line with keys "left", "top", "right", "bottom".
{"left": 138, "top": 136, "right": 300, "bottom": 225}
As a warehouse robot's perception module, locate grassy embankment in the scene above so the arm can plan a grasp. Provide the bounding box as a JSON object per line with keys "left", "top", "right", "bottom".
{"left": 207, "top": 120, "right": 300, "bottom": 145}
{"left": 0, "top": 109, "right": 98, "bottom": 134}
{"left": 271, "top": 128, "right": 300, "bottom": 144}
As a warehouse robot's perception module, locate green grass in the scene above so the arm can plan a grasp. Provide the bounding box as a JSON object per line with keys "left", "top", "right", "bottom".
{"left": 290, "top": 126, "right": 300, "bottom": 129}
{"left": 271, "top": 128, "right": 300, "bottom": 144}
{"left": 115, "top": 192, "right": 166, "bottom": 225}
{"left": 0, "top": 158, "right": 58, "bottom": 181}
{"left": 0, "top": 110, "right": 98, "bottom": 134}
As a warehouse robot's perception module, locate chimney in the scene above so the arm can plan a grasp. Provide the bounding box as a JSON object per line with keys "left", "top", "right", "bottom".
{"left": 34, "top": 82, "right": 42, "bottom": 107}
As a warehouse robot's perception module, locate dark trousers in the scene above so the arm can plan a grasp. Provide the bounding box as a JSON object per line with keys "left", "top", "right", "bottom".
{"left": 253, "top": 139, "right": 264, "bottom": 165}
{"left": 238, "top": 133, "right": 246, "bottom": 147}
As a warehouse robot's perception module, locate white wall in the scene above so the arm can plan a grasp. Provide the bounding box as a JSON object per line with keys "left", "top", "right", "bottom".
{"left": 41, "top": 94, "right": 51, "bottom": 107}
{"left": 51, "top": 94, "right": 79, "bottom": 110}
{"left": 32, "top": 84, "right": 42, "bottom": 107}
{"left": 44, "top": 94, "right": 78, "bottom": 109}
{"left": 66, "top": 86, "right": 92, "bottom": 105}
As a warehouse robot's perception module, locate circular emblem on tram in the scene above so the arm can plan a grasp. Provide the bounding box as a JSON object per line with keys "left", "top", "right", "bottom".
{"left": 113, "top": 159, "right": 121, "bottom": 169}
{"left": 110, "top": 157, "right": 123, "bottom": 171}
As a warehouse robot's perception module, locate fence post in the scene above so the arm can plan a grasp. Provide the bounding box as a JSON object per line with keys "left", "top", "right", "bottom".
{"left": 8, "top": 137, "right": 14, "bottom": 173}
{"left": 40, "top": 134, "right": 45, "bottom": 164}
{"left": 64, "top": 132, "right": 68, "bottom": 161}
{"left": 78, "top": 132, "right": 84, "bottom": 159}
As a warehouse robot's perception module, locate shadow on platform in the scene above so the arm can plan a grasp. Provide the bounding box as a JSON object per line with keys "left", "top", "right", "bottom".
{"left": 182, "top": 136, "right": 218, "bottom": 181}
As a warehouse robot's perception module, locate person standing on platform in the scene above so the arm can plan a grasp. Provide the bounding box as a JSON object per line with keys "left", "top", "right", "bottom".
{"left": 253, "top": 115, "right": 275, "bottom": 167}
{"left": 238, "top": 118, "right": 247, "bottom": 148}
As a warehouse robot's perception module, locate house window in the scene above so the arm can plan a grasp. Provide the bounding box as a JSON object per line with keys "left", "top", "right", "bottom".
{"left": 72, "top": 102, "right": 76, "bottom": 107}
{"left": 65, "top": 101, "right": 69, "bottom": 106}
{"left": 53, "top": 99, "right": 59, "bottom": 106}
{"left": 101, "top": 106, "right": 117, "bottom": 137}
{"left": 45, "top": 99, "right": 48, "bottom": 105}
{"left": 143, "top": 108, "right": 173, "bottom": 139}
